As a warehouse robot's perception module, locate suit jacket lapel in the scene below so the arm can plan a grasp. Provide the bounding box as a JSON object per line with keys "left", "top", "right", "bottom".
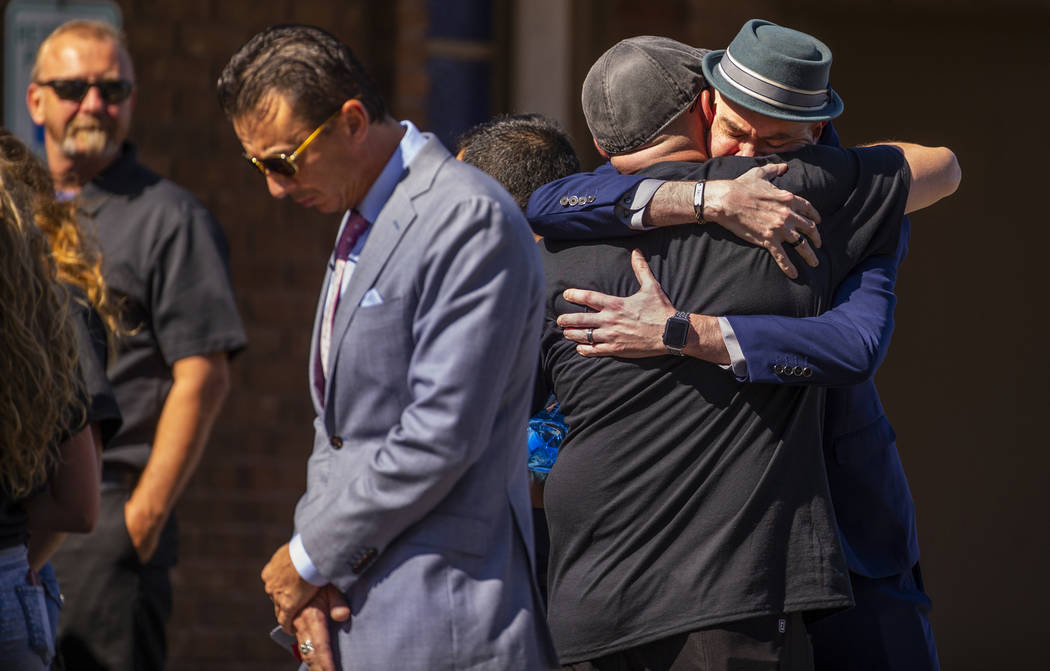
{"left": 322, "top": 135, "right": 449, "bottom": 410}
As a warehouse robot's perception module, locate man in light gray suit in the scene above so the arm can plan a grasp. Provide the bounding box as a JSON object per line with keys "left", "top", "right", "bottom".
{"left": 218, "top": 26, "right": 557, "bottom": 671}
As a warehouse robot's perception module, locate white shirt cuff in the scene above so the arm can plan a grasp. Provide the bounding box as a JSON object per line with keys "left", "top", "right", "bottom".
{"left": 717, "top": 317, "right": 749, "bottom": 378}
{"left": 614, "top": 179, "right": 664, "bottom": 230}
{"left": 289, "top": 533, "right": 326, "bottom": 586}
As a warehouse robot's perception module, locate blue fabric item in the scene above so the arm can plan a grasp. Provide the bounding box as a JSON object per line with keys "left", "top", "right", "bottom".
{"left": 0, "top": 546, "right": 51, "bottom": 669}
{"left": 809, "top": 563, "right": 939, "bottom": 671}
{"left": 527, "top": 401, "right": 567, "bottom": 477}
{"left": 527, "top": 163, "right": 643, "bottom": 240}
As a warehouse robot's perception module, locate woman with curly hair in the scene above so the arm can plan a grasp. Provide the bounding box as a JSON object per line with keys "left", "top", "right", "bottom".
{"left": 0, "top": 131, "right": 122, "bottom": 666}
{"left": 0, "top": 156, "right": 102, "bottom": 669}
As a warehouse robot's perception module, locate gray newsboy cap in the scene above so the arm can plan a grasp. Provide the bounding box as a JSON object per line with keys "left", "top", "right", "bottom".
{"left": 582, "top": 36, "right": 708, "bottom": 156}
{"left": 702, "top": 19, "right": 843, "bottom": 122}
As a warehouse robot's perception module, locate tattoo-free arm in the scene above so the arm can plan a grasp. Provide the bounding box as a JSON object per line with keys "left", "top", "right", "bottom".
{"left": 871, "top": 142, "right": 961, "bottom": 214}
{"left": 124, "top": 352, "right": 230, "bottom": 563}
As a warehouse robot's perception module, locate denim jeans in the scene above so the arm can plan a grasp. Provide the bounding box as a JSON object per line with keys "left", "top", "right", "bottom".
{"left": 0, "top": 545, "right": 53, "bottom": 669}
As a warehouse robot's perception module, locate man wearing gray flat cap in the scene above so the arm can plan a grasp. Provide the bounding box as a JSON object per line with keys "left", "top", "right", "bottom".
{"left": 531, "top": 21, "right": 958, "bottom": 671}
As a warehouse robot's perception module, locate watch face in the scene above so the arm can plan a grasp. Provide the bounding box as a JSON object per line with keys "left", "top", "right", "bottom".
{"left": 663, "top": 317, "right": 689, "bottom": 348}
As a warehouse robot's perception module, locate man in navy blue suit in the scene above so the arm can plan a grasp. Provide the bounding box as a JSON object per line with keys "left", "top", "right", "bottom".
{"left": 528, "top": 22, "right": 958, "bottom": 671}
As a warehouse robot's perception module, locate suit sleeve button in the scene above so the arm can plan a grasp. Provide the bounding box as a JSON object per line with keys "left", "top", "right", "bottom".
{"left": 773, "top": 364, "right": 785, "bottom": 374}
{"left": 330, "top": 436, "right": 343, "bottom": 449}
{"left": 792, "top": 365, "right": 804, "bottom": 376}
{"left": 802, "top": 367, "right": 812, "bottom": 377}
{"left": 568, "top": 195, "right": 579, "bottom": 205}
{"left": 559, "top": 196, "right": 569, "bottom": 206}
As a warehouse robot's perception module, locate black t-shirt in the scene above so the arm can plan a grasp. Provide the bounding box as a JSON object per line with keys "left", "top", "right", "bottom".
{"left": 79, "top": 144, "right": 246, "bottom": 468}
{"left": 538, "top": 145, "right": 909, "bottom": 662}
{"left": 0, "top": 294, "right": 119, "bottom": 550}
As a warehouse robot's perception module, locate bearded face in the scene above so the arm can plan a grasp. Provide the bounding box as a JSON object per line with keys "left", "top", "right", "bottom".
{"left": 59, "top": 113, "right": 120, "bottom": 159}
{"left": 28, "top": 34, "right": 134, "bottom": 169}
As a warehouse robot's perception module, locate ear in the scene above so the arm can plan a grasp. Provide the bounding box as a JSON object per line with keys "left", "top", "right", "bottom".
{"left": 26, "top": 83, "right": 46, "bottom": 125}
{"left": 340, "top": 98, "right": 370, "bottom": 141}
{"left": 592, "top": 137, "right": 610, "bottom": 160}
{"left": 810, "top": 121, "right": 827, "bottom": 143}
{"left": 700, "top": 88, "right": 716, "bottom": 127}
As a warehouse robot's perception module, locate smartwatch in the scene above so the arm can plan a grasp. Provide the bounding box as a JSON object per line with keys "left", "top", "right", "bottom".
{"left": 662, "top": 311, "right": 690, "bottom": 356}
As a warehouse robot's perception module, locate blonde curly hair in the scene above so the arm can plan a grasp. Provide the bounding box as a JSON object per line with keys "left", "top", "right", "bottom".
{"left": 0, "top": 164, "right": 83, "bottom": 499}
{"left": 0, "top": 130, "right": 122, "bottom": 343}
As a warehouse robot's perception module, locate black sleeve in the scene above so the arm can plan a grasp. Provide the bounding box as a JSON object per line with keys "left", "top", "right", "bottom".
{"left": 71, "top": 299, "right": 122, "bottom": 446}
{"left": 150, "top": 200, "right": 247, "bottom": 365}
{"left": 640, "top": 147, "right": 909, "bottom": 287}
{"left": 771, "top": 145, "right": 908, "bottom": 287}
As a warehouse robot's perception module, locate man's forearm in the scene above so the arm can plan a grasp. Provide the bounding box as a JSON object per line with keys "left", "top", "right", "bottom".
{"left": 642, "top": 181, "right": 695, "bottom": 227}
{"left": 683, "top": 313, "right": 731, "bottom": 365}
{"left": 125, "top": 353, "right": 229, "bottom": 559}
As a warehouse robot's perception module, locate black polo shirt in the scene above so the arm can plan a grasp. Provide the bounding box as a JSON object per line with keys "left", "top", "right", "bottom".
{"left": 79, "top": 144, "right": 246, "bottom": 469}
{"left": 539, "top": 144, "right": 909, "bottom": 662}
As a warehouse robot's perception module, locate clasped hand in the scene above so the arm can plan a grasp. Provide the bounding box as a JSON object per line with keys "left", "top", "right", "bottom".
{"left": 262, "top": 544, "right": 350, "bottom": 671}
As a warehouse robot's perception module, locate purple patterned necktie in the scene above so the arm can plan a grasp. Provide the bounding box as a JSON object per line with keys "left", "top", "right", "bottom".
{"left": 314, "top": 210, "right": 369, "bottom": 402}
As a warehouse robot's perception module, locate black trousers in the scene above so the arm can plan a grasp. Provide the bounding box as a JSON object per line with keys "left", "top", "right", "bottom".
{"left": 809, "top": 564, "right": 939, "bottom": 671}
{"left": 50, "top": 487, "right": 176, "bottom": 671}
{"left": 563, "top": 613, "right": 813, "bottom": 671}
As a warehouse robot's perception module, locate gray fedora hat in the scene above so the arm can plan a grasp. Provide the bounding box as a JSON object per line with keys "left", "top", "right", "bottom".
{"left": 702, "top": 19, "right": 843, "bottom": 122}
{"left": 582, "top": 36, "right": 708, "bottom": 155}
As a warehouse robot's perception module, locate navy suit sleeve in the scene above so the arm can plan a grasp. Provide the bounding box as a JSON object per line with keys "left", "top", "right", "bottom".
{"left": 726, "top": 218, "right": 910, "bottom": 386}
{"left": 526, "top": 162, "right": 651, "bottom": 240}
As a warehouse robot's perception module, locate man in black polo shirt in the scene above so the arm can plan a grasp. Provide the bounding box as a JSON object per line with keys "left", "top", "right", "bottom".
{"left": 26, "top": 20, "right": 246, "bottom": 670}
{"left": 538, "top": 35, "right": 958, "bottom": 669}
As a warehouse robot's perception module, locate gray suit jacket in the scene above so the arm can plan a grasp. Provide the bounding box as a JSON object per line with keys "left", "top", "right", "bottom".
{"left": 294, "top": 135, "right": 556, "bottom": 670}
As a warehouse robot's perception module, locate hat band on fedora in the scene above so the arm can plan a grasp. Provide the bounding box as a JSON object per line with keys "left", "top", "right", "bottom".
{"left": 717, "top": 50, "right": 829, "bottom": 113}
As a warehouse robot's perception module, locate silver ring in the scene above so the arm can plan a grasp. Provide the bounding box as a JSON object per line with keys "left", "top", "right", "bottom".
{"left": 787, "top": 234, "right": 806, "bottom": 248}
{"left": 586, "top": 328, "right": 594, "bottom": 345}
{"left": 299, "top": 640, "right": 315, "bottom": 656}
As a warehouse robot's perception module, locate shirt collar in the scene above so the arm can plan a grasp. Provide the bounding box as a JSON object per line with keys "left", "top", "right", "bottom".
{"left": 76, "top": 142, "right": 142, "bottom": 215}
{"left": 355, "top": 120, "right": 426, "bottom": 223}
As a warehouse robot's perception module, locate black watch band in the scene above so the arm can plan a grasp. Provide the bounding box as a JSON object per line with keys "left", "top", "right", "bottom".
{"left": 662, "top": 311, "right": 690, "bottom": 356}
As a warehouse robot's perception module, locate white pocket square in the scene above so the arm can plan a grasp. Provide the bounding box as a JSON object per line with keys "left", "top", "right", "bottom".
{"left": 360, "top": 287, "right": 384, "bottom": 307}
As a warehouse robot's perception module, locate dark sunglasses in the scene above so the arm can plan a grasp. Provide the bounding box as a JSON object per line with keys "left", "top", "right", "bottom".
{"left": 243, "top": 109, "right": 341, "bottom": 178}
{"left": 37, "top": 79, "right": 134, "bottom": 104}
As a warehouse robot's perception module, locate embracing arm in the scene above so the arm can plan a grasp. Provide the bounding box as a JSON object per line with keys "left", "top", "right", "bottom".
{"left": 527, "top": 163, "right": 821, "bottom": 277}
{"left": 561, "top": 220, "right": 908, "bottom": 386}
{"left": 526, "top": 163, "right": 649, "bottom": 239}
{"left": 877, "top": 142, "right": 961, "bottom": 213}
{"left": 727, "top": 249, "right": 900, "bottom": 385}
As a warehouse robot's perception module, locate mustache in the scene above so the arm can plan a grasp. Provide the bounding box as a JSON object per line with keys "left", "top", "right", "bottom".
{"left": 66, "top": 116, "right": 114, "bottom": 133}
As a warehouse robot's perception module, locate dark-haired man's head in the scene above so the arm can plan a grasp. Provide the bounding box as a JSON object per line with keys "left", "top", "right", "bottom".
{"left": 219, "top": 25, "right": 401, "bottom": 214}
{"left": 457, "top": 114, "right": 579, "bottom": 211}
{"left": 217, "top": 24, "right": 385, "bottom": 129}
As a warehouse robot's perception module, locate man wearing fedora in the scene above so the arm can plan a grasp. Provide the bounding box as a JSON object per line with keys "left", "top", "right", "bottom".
{"left": 532, "top": 22, "right": 958, "bottom": 671}
{"left": 530, "top": 19, "right": 951, "bottom": 671}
